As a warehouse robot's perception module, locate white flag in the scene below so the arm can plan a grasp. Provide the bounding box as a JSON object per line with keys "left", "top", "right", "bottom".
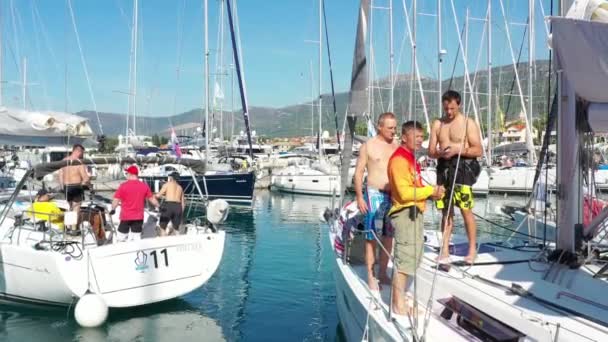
{"left": 214, "top": 82, "right": 224, "bottom": 100}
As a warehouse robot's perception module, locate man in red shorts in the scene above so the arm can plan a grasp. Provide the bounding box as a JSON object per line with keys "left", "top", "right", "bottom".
{"left": 110, "top": 165, "right": 160, "bottom": 241}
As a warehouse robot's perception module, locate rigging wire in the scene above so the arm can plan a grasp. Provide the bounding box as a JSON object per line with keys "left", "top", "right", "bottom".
{"left": 321, "top": 0, "right": 340, "bottom": 151}
{"left": 66, "top": 0, "right": 103, "bottom": 134}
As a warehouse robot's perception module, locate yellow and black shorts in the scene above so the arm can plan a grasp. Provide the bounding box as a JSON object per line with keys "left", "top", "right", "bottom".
{"left": 436, "top": 184, "right": 474, "bottom": 211}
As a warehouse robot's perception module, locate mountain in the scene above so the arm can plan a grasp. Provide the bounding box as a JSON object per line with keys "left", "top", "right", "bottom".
{"left": 80, "top": 60, "right": 553, "bottom": 138}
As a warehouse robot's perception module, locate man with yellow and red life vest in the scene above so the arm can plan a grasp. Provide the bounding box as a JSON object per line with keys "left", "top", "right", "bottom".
{"left": 387, "top": 121, "right": 445, "bottom": 317}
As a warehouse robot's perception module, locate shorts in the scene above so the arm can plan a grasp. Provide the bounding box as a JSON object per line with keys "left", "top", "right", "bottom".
{"left": 436, "top": 184, "right": 474, "bottom": 211}
{"left": 159, "top": 202, "right": 183, "bottom": 230}
{"left": 118, "top": 220, "right": 144, "bottom": 234}
{"left": 363, "top": 187, "right": 393, "bottom": 240}
{"left": 64, "top": 184, "right": 85, "bottom": 203}
{"left": 390, "top": 207, "right": 424, "bottom": 275}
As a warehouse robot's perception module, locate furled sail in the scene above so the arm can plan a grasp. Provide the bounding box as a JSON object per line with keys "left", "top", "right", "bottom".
{"left": 339, "top": 0, "right": 369, "bottom": 203}
{"left": 0, "top": 107, "right": 94, "bottom": 146}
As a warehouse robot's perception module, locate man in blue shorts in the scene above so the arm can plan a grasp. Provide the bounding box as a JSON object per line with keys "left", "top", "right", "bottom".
{"left": 354, "top": 112, "right": 398, "bottom": 290}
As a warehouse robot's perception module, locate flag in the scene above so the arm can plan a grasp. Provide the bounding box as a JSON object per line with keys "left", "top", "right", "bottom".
{"left": 213, "top": 82, "right": 224, "bottom": 107}
{"left": 366, "top": 116, "right": 376, "bottom": 137}
{"left": 171, "top": 128, "right": 182, "bottom": 158}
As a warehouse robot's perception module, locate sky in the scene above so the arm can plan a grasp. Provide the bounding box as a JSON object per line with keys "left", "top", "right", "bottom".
{"left": 0, "top": 0, "right": 554, "bottom": 121}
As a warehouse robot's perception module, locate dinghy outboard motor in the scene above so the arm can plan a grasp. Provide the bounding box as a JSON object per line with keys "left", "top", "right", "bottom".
{"left": 206, "top": 199, "right": 229, "bottom": 232}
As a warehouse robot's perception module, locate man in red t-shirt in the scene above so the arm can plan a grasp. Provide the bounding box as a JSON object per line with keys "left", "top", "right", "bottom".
{"left": 110, "top": 165, "right": 160, "bottom": 241}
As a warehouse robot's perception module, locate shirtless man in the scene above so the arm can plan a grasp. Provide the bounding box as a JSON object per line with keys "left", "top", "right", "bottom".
{"left": 428, "top": 90, "right": 483, "bottom": 263}
{"left": 156, "top": 172, "right": 185, "bottom": 235}
{"left": 58, "top": 144, "right": 90, "bottom": 230}
{"left": 354, "top": 112, "right": 399, "bottom": 290}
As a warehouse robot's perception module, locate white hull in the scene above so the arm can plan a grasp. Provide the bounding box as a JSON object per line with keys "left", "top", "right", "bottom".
{"left": 488, "top": 166, "right": 556, "bottom": 194}
{"left": 0, "top": 222, "right": 225, "bottom": 308}
{"left": 595, "top": 169, "right": 608, "bottom": 190}
{"left": 271, "top": 166, "right": 349, "bottom": 196}
{"left": 328, "top": 203, "right": 473, "bottom": 342}
{"left": 420, "top": 231, "right": 608, "bottom": 341}
{"left": 332, "top": 251, "right": 472, "bottom": 342}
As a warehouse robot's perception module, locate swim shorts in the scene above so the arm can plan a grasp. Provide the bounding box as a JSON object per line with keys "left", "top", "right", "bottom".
{"left": 363, "top": 187, "right": 394, "bottom": 240}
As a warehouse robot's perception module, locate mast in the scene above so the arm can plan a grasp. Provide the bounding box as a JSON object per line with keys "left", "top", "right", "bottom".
{"left": 204, "top": 0, "right": 210, "bottom": 163}
{"left": 437, "top": 0, "right": 444, "bottom": 118}
{"left": 219, "top": 0, "right": 225, "bottom": 142}
{"left": 369, "top": 0, "right": 374, "bottom": 119}
{"left": 339, "top": 0, "right": 369, "bottom": 202}
{"left": 527, "top": 0, "right": 534, "bottom": 165}
{"left": 132, "top": 0, "right": 138, "bottom": 137}
{"left": 463, "top": 8, "right": 469, "bottom": 110}
{"left": 21, "top": 57, "right": 26, "bottom": 109}
{"left": 407, "top": 0, "right": 416, "bottom": 121}
{"left": 388, "top": 0, "right": 394, "bottom": 112}
{"left": 231, "top": 63, "right": 235, "bottom": 138}
{"left": 318, "top": 0, "right": 323, "bottom": 158}
{"left": 0, "top": 4, "right": 3, "bottom": 107}
{"left": 556, "top": 0, "right": 578, "bottom": 252}
{"left": 226, "top": 0, "right": 253, "bottom": 159}
{"left": 310, "top": 59, "right": 314, "bottom": 138}
{"left": 487, "top": 0, "right": 492, "bottom": 163}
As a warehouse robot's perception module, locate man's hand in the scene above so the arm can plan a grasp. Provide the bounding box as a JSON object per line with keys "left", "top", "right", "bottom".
{"left": 356, "top": 196, "right": 368, "bottom": 215}
{"left": 442, "top": 144, "right": 462, "bottom": 159}
{"left": 430, "top": 185, "right": 446, "bottom": 200}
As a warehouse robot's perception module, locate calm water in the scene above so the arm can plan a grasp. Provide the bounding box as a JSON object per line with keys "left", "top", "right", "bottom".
{"left": 0, "top": 191, "right": 523, "bottom": 342}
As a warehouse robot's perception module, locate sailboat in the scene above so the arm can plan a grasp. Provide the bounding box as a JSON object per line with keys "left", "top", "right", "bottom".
{"left": 325, "top": 1, "right": 471, "bottom": 340}
{"left": 413, "top": 2, "right": 608, "bottom": 341}
{"left": 138, "top": 0, "right": 256, "bottom": 205}
{"left": 270, "top": 0, "right": 349, "bottom": 197}
{"left": 0, "top": 156, "right": 226, "bottom": 319}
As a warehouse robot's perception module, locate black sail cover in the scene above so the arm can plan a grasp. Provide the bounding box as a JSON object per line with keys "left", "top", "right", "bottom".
{"left": 33, "top": 156, "right": 206, "bottom": 180}
{"left": 339, "top": 0, "right": 370, "bottom": 205}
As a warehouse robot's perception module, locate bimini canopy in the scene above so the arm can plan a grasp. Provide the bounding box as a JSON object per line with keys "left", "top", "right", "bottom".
{"left": 0, "top": 107, "right": 94, "bottom": 146}
{"left": 33, "top": 156, "right": 206, "bottom": 180}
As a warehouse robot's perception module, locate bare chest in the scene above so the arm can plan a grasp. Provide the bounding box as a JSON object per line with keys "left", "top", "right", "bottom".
{"left": 438, "top": 120, "right": 468, "bottom": 145}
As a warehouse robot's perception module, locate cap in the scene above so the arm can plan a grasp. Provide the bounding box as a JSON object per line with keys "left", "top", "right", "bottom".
{"left": 169, "top": 171, "right": 180, "bottom": 180}
{"left": 125, "top": 165, "right": 139, "bottom": 176}
{"left": 36, "top": 189, "right": 48, "bottom": 197}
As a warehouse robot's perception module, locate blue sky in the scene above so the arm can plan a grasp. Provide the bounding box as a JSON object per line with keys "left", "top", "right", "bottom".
{"left": 0, "top": 0, "right": 553, "bottom": 119}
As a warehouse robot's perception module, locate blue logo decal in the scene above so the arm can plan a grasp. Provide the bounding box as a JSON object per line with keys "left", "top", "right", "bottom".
{"left": 134, "top": 251, "right": 149, "bottom": 272}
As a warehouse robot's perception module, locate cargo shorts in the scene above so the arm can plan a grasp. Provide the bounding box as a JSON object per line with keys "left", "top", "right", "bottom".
{"left": 390, "top": 206, "right": 424, "bottom": 275}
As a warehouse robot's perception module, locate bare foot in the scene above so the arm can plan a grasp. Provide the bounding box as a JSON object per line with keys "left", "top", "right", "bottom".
{"left": 464, "top": 253, "right": 477, "bottom": 265}
{"left": 367, "top": 275, "right": 380, "bottom": 291}
{"left": 391, "top": 300, "right": 414, "bottom": 317}
{"left": 436, "top": 254, "right": 451, "bottom": 264}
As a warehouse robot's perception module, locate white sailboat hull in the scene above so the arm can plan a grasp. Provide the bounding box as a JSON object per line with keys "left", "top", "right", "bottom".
{"left": 488, "top": 166, "right": 556, "bottom": 194}
{"left": 271, "top": 165, "right": 352, "bottom": 196}
{"left": 0, "top": 225, "right": 225, "bottom": 308}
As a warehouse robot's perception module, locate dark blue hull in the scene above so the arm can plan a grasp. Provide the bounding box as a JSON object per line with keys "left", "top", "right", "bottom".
{"left": 142, "top": 171, "right": 256, "bottom": 205}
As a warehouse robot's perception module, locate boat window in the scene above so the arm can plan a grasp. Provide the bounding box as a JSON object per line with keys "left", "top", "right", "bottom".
{"left": 49, "top": 151, "right": 69, "bottom": 162}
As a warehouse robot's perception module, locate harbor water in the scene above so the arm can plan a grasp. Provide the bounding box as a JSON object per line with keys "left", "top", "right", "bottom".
{"left": 0, "top": 191, "right": 526, "bottom": 342}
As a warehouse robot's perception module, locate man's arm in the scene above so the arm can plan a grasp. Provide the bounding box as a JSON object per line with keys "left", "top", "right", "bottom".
{"left": 428, "top": 120, "right": 441, "bottom": 159}
{"left": 462, "top": 118, "right": 483, "bottom": 158}
{"left": 148, "top": 196, "right": 160, "bottom": 209}
{"left": 58, "top": 168, "right": 64, "bottom": 187}
{"left": 79, "top": 165, "right": 91, "bottom": 185}
{"left": 354, "top": 143, "right": 368, "bottom": 214}
{"left": 389, "top": 158, "right": 435, "bottom": 202}
{"left": 111, "top": 198, "right": 120, "bottom": 212}
{"left": 155, "top": 183, "right": 167, "bottom": 199}
{"left": 181, "top": 192, "right": 185, "bottom": 212}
